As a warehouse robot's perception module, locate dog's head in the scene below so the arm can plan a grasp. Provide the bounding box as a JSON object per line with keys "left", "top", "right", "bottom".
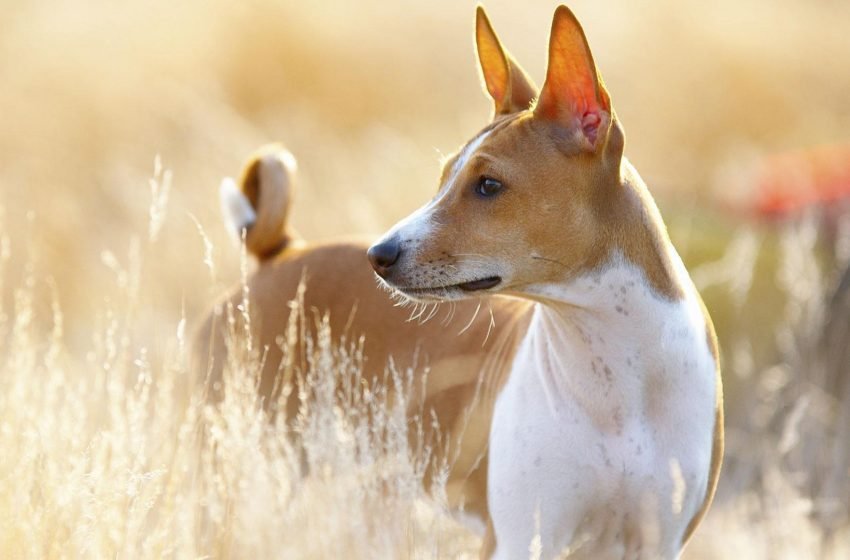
{"left": 369, "top": 6, "right": 626, "bottom": 302}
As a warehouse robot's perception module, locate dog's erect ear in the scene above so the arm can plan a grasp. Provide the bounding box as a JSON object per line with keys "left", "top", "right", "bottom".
{"left": 534, "top": 5, "right": 612, "bottom": 151}
{"left": 475, "top": 6, "right": 537, "bottom": 118}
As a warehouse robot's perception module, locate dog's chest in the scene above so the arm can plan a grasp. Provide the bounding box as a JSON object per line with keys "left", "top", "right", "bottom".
{"left": 487, "top": 262, "right": 717, "bottom": 559}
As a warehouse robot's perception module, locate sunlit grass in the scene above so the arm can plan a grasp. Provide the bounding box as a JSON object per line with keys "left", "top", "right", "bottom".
{"left": 0, "top": 190, "right": 475, "bottom": 558}
{"left": 1, "top": 0, "right": 849, "bottom": 557}
{"left": 0, "top": 165, "right": 848, "bottom": 558}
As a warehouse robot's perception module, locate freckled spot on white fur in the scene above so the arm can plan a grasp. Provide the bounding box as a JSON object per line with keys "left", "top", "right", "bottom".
{"left": 489, "top": 256, "right": 717, "bottom": 558}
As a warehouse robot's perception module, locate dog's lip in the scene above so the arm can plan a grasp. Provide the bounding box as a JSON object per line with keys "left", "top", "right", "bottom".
{"left": 458, "top": 276, "right": 502, "bottom": 291}
{"left": 395, "top": 276, "right": 502, "bottom": 294}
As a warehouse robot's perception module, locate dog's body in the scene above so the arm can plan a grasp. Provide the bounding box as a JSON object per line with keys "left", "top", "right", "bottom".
{"left": 485, "top": 205, "right": 721, "bottom": 559}
{"left": 196, "top": 229, "right": 532, "bottom": 521}
{"left": 197, "top": 6, "right": 722, "bottom": 559}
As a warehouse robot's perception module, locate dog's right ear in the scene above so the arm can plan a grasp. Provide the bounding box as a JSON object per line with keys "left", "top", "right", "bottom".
{"left": 534, "top": 6, "right": 612, "bottom": 152}
{"left": 475, "top": 5, "right": 537, "bottom": 118}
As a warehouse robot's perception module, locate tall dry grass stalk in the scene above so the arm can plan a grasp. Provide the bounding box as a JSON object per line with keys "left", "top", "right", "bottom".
{"left": 1, "top": 1, "right": 849, "bottom": 553}
{"left": 0, "top": 162, "right": 848, "bottom": 559}
{"left": 0, "top": 169, "right": 476, "bottom": 559}
{"left": 685, "top": 213, "right": 850, "bottom": 559}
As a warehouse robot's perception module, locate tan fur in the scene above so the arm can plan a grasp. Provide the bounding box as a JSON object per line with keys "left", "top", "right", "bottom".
{"left": 196, "top": 5, "right": 722, "bottom": 556}
{"left": 195, "top": 235, "right": 532, "bottom": 520}
{"left": 475, "top": 7, "right": 537, "bottom": 117}
{"left": 419, "top": 112, "right": 683, "bottom": 301}
{"left": 239, "top": 144, "right": 299, "bottom": 260}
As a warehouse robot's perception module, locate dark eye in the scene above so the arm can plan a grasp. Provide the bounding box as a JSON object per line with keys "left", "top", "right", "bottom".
{"left": 475, "top": 177, "right": 503, "bottom": 198}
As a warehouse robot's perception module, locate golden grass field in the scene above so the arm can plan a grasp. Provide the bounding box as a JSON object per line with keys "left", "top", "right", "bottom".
{"left": 1, "top": 0, "right": 850, "bottom": 557}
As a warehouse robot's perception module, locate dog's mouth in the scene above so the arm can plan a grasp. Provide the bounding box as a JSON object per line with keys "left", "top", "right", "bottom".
{"left": 457, "top": 276, "right": 502, "bottom": 291}
{"left": 393, "top": 276, "right": 502, "bottom": 299}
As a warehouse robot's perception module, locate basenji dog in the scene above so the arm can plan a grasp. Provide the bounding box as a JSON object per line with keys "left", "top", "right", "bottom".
{"left": 197, "top": 5, "right": 722, "bottom": 559}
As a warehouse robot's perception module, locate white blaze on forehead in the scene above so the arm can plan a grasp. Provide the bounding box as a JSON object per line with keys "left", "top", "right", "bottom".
{"left": 444, "top": 129, "right": 492, "bottom": 193}
{"left": 378, "top": 129, "right": 494, "bottom": 247}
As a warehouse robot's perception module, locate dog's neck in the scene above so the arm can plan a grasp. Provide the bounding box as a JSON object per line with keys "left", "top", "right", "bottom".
{"left": 522, "top": 157, "right": 688, "bottom": 320}
{"left": 510, "top": 164, "right": 700, "bottom": 426}
{"left": 516, "top": 253, "right": 696, "bottom": 434}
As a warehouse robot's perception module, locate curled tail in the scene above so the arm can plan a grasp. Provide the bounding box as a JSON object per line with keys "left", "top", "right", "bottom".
{"left": 219, "top": 144, "right": 299, "bottom": 261}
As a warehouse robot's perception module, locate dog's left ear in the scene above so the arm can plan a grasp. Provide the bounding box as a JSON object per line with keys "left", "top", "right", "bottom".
{"left": 475, "top": 6, "right": 538, "bottom": 118}
{"left": 534, "top": 5, "right": 612, "bottom": 151}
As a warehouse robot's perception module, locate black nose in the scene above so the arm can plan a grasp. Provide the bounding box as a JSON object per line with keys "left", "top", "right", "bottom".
{"left": 367, "top": 239, "right": 401, "bottom": 277}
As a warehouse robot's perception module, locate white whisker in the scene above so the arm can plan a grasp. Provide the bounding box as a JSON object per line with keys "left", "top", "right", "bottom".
{"left": 424, "top": 302, "right": 441, "bottom": 323}
{"left": 459, "top": 300, "right": 482, "bottom": 335}
{"left": 483, "top": 304, "right": 496, "bottom": 346}
{"left": 442, "top": 301, "right": 458, "bottom": 326}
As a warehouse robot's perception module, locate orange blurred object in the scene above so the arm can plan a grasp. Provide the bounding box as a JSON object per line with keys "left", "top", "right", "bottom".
{"left": 751, "top": 144, "right": 850, "bottom": 218}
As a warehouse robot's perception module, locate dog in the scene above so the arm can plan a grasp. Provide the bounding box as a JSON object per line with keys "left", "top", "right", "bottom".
{"left": 196, "top": 5, "right": 723, "bottom": 559}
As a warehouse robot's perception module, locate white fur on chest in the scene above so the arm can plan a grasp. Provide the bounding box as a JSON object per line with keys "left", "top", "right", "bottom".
{"left": 488, "top": 255, "right": 716, "bottom": 560}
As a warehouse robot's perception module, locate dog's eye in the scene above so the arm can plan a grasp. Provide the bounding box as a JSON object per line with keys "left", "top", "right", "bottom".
{"left": 475, "top": 177, "right": 503, "bottom": 198}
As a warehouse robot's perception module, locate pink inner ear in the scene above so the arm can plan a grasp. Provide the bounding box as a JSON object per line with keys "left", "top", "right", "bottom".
{"left": 582, "top": 112, "right": 601, "bottom": 145}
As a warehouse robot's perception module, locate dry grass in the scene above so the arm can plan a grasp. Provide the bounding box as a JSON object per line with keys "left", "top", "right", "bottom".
{"left": 1, "top": 0, "right": 849, "bottom": 557}
{"left": 0, "top": 215, "right": 478, "bottom": 558}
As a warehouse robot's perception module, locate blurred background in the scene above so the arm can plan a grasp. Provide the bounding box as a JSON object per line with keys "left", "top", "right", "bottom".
{"left": 1, "top": 0, "right": 849, "bottom": 556}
